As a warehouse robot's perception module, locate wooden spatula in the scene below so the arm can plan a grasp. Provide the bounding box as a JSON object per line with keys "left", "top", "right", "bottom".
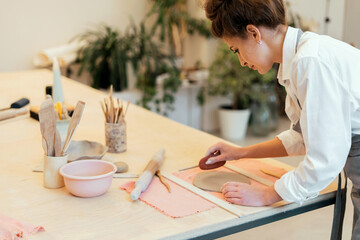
{"left": 61, "top": 101, "right": 85, "bottom": 156}
{"left": 54, "top": 129, "right": 62, "bottom": 157}
{"left": 39, "top": 98, "right": 56, "bottom": 156}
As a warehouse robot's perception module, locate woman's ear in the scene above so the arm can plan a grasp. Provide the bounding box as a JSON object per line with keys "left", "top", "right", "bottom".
{"left": 246, "top": 25, "right": 261, "bottom": 43}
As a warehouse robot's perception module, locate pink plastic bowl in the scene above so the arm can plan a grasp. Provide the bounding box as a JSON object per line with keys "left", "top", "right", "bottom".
{"left": 59, "top": 160, "right": 116, "bottom": 198}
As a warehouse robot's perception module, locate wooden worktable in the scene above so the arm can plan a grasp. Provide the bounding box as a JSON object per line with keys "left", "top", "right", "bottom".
{"left": 0, "top": 70, "right": 337, "bottom": 240}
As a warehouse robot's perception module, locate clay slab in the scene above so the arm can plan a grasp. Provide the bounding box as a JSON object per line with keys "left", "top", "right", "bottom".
{"left": 193, "top": 171, "right": 250, "bottom": 192}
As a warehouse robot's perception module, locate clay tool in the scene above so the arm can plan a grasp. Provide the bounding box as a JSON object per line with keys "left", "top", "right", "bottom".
{"left": 161, "top": 172, "right": 244, "bottom": 217}
{"left": 113, "top": 173, "right": 139, "bottom": 178}
{"left": 0, "top": 98, "right": 30, "bottom": 111}
{"left": 156, "top": 170, "right": 171, "bottom": 193}
{"left": 260, "top": 169, "right": 285, "bottom": 178}
{"left": 198, "top": 150, "right": 224, "bottom": 170}
{"left": 130, "top": 149, "right": 165, "bottom": 200}
{"left": 224, "top": 164, "right": 273, "bottom": 186}
{"left": 124, "top": 101, "right": 130, "bottom": 118}
{"left": 61, "top": 101, "right": 85, "bottom": 156}
{"left": 41, "top": 137, "right": 48, "bottom": 156}
{"left": 39, "top": 98, "right": 57, "bottom": 156}
{"left": 0, "top": 107, "right": 29, "bottom": 121}
{"left": 54, "top": 129, "right": 62, "bottom": 157}
{"left": 100, "top": 88, "right": 129, "bottom": 124}
{"left": 178, "top": 165, "right": 198, "bottom": 171}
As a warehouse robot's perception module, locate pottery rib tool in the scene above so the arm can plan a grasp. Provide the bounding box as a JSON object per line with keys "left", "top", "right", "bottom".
{"left": 39, "top": 98, "right": 57, "bottom": 156}
{"left": 41, "top": 137, "right": 48, "bottom": 156}
{"left": 224, "top": 163, "right": 273, "bottom": 186}
{"left": 161, "top": 172, "right": 244, "bottom": 217}
{"left": 130, "top": 149, "right": 165, "bottom": 200}
{"left": 199, "top": 150, "right": 223, "bottom": 170}
{"left": 61, "top": 101, "right": 85, "bottom": 156}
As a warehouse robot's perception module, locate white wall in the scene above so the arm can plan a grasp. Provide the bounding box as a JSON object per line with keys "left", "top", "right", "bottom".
{"left": 343, "top": 0, "right": 360, "bottom": 47}
{"left": 286, "top": 0, "right": 346, "bottom": 40}
{"left": 0, "top": 0, "right": 147, "bottom": 72}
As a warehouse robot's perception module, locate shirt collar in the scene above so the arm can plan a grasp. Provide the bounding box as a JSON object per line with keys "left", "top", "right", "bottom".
{"left": 277, "top": 26, "right": 298, "bottom": 84}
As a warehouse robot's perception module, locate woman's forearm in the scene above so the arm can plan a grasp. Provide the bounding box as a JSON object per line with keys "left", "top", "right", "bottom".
{"left": 237, "top": 137, "right": 288, "bottom": 159}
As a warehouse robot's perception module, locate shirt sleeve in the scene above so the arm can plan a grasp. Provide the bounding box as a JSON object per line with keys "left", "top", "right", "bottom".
{"left": 277, "top": 127, "right": 306, "bottom": 156}
{"left": 275, "top": 57, "right": 352, "bottom": 203}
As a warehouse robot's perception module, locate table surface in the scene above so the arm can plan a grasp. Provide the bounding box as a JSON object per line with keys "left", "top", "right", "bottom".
{"left": 0, "top": 70, "right": 337, "bottom": 240}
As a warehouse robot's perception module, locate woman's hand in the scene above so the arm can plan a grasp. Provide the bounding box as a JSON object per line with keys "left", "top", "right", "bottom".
{"left": 205, "top": 142, "right": 245, "bottom": 165}
{"left": 220, "top": 182, "right": 282, "bottom": 206}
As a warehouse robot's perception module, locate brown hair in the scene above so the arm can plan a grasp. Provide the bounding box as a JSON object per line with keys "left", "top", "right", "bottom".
{"left": 204, "top": 0, "right": 285, "bottom": 38}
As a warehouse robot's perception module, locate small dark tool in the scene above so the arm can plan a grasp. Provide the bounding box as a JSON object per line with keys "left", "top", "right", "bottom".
{"left": 0, "top": 98, "right": 30, "bottom": 111}
{"left": 198, "top": 150, "right": 225, "bottom": 170}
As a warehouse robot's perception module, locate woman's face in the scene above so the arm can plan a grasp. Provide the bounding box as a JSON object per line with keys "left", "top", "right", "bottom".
{"left": 223, "top": 32, "right": 274, "bottom": 74}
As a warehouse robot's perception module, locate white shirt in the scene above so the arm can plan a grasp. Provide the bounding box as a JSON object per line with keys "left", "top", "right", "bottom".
{"left": 274, "top": 26, "right": 360, "bottom": 203}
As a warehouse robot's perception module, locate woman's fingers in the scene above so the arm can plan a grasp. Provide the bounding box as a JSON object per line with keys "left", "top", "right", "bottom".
{"left": 205, "top": 142, "right": 223, "bottom": 156}
{"left": 220, "top": 182, "right": 272, "bottom": 206}
{"left": 225, "top": 197, "right": 244, "bottom": 205}
{"left": 206, "top": 154, "right": 227, "bottom": 165}
{"left": 220, "top": 182, "right": 241, "bottom": 193}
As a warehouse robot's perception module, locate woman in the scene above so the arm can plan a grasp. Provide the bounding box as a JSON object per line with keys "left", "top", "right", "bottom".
{"left": 202, "top": 0, "right": 360, "bottom": 239}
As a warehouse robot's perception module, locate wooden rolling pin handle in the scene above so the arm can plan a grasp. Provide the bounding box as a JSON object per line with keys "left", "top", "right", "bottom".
{"left": 130, "top": 149, "right": 165, "bottom": 201}
{"left": 0, "top": 107, "right": 28, "bottom": 121}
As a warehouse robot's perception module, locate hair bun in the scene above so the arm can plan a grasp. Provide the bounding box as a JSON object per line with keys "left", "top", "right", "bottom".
{"left": 204, "top": 0, "right": 227, "bottom": 21}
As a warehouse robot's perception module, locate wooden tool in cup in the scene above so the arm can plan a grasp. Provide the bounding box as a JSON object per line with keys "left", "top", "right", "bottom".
{"left": 60, "top": 101, "right": 85, "bottom": 156}
{"left": 39, "top": 98, "right": 57, "bottom": 156}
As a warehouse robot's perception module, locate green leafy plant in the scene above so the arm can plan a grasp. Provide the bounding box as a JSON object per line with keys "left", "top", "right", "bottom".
{"left": 74, "top": 25, "right": 129, "bottom": 91}
{"left": 147, "top": 0, "right": 211, "bottom": 56}
{"left": 73, "top": 0, "right": 212, "bottom": 115}
{"left": 198, "top": 42, "right": 276, "bottom": 110}
{"left": 126, "top": 21, "right": 182, "bottom": 115}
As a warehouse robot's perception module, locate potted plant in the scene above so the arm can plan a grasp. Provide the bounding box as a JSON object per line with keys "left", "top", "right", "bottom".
{"left": 125, "top": 21, "right": 182, "bottom": 115}
{"left": 199, "top": 42, "right": 276, "bottom": 141}
{"left": 74, "top": 25, "right": 130, "bottom": 91}
{"left": 147, "top": 0, "right": 212, "bottom": 58}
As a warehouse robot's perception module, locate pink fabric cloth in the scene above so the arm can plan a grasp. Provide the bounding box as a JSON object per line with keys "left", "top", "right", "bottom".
{"left": 0, "top": 214, "right": 44, "bottom": 240}
{"left": 120, "top": 178, "right": 216, "bottom": 218}
{"left": 120, "top": 159, "right": 287, "bottom": 218}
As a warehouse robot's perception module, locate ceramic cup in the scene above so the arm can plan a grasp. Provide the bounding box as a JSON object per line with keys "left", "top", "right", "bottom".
{"left": 43, "top": 154, "right": 68, "bottom": 189}
{"left": 105, "top": 121, "right": 126, "bottom": 153}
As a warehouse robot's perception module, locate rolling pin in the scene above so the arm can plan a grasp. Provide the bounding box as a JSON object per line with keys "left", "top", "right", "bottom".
{"left": 130, "top": 149, "right": 165, "bottom": 200}
{"left": 0, "top": 107, "right": 29, "bottom": 121}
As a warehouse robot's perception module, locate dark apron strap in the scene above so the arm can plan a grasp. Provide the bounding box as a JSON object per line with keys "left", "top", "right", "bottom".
{"left": 292, "top": 29, "right": 303, "bottom": 135}
{"left": 331, "top": 172, "right": 347, "bottom": 240}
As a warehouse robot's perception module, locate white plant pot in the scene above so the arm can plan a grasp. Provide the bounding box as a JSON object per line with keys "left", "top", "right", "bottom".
{"left": 218, "top": 107, "right": 250, "bottom": 141}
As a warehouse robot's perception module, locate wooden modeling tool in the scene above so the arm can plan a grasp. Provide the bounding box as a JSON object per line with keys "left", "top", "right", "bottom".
{"left": 260, "top": 169, "right": 284, "bottom": 178}
{"left": 130, "top": 149, "right": 165, "bottom": 200}
{"left": 100, "top": 85, "right": 129, "bottom": 124}
{"left": 156, "top": 170, "right": 171, "bottom": 193}
{"left": 54, "top": 129, "right": 62, "bottom": 157}
{"left": 61, "top": 101, "right": 85, "bottom": 156}
{"left": 0, "top": 107, "right": 29, "bottom": 121}
{"left": 39, "top": 98, "right": 57, "bottom": 156}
